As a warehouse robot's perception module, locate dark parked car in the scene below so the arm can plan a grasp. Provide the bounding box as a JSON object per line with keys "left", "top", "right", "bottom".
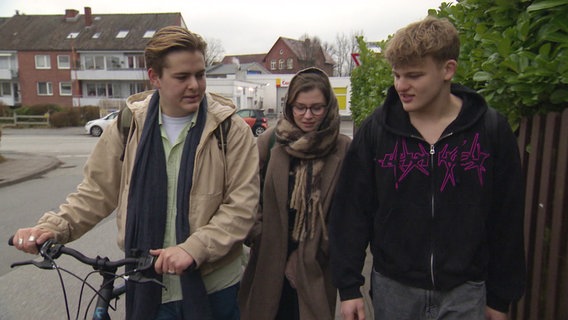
{"left": 236, "top": 109, "right": 268, "bottom": 136}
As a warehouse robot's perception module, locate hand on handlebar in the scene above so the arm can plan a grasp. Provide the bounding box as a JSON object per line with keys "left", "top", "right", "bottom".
{"left": 10, "top": 227, "right": 54, "bottom": 255}
{"left": 150, "top": 246, "right": 195, "bottom": 276}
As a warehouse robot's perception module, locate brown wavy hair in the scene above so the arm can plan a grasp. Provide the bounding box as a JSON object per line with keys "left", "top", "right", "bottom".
{"left": 283, "top": 67, "right": 338, "bottom": 130}
{"left": 144, "top": 26, "right": 207, "bottom": 76}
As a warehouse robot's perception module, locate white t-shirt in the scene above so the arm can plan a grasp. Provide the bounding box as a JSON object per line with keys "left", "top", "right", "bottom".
{"left": 161, "top": 113, "right": 193, "bottom": 143}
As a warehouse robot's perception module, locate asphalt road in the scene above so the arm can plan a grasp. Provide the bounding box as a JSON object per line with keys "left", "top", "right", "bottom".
{"left": 0, "top": 127, "right": 125, "bottom": 319}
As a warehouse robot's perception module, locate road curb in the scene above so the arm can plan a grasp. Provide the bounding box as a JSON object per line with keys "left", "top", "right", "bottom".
{"left": 0, "top": 152, "right": 62, "bottom": 188}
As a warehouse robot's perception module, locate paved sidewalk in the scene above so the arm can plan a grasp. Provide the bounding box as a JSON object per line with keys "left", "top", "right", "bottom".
{"left": 0, "top": 151, "right": 61, "bottom": 188}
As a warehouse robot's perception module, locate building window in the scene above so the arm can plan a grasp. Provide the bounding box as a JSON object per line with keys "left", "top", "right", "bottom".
{"left": 287, "top": 58, "right": 293, "bottom": 69}
{"left": 0, "top": 56, "right": 10, "bottom": 69}
{"left": 35, "top": 55, "right": 51, "bottom": 69}
{"left": 84, "top": 55, "right": 105, "bottom": 70}
{"left": 67, "top": 32, "right": 79, "bottom": 39}
{"left": 127, "top": 55, "right": 145, "bottom": 69}
{"left": 270, "top": 60, "right": 276, "bottom": 70}
{"left": 278, "top": 59, "right": 284, "bottom": 70}
{"left": 143, "top": 30, "right": 155, "bottom": 38}
{"left": 116, "top": 30, "right": 129, "bottom": 38}
{"left": 59, "top": 82, "right": 72, "bottom": 96}
{"left": 1, "top": 82, "right": 11, "bottom": 95}
{"left": 58, "top": 55, "right": 71, "bottom": 69}
{"left": 106, "top": 56, "right": 121, "bottom": 70}
{"left": 86, "top": 82, "right": 119, "bottom": 98}
{"left": 92, "top": 32, "right": 101, "bottom": 39}
{"left": 37, "top": 82, "right": 53, "bottom": 95}
{"left": 129, "top": 82, "right": 147, "bottom": 95}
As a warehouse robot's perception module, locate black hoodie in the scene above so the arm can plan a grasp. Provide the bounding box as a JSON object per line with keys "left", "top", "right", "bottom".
{"left": 329, "top": 84, "right": 526, "bottom": 313}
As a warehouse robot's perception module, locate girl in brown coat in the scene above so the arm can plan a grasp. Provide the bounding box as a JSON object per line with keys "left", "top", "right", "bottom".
{"left": 239, "top": 68, "right": 351, "bottom": 319}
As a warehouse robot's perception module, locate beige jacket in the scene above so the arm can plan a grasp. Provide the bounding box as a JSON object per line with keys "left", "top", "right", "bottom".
{"left": 37, "top": 91, "right": 259, "bottom": 275}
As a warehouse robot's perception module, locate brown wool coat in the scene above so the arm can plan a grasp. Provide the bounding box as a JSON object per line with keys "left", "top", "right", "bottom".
{"left": 239, "top": 127, "right": 351, "bottom": 320}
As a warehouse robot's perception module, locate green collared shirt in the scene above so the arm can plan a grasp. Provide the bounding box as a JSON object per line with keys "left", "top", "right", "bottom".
{"left": 159, "top": 107, "right": 241, "bottom": 303}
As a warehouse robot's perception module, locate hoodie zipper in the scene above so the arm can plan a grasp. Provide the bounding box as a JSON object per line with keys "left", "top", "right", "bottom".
{"left": 429, "top": 143, "right": 436, "bottom": 288}
{"left": 429, "top": 132, "right": 454, "bottom": 289}
{"left": 410, "top": 132, "right": 453, "bottom": 289}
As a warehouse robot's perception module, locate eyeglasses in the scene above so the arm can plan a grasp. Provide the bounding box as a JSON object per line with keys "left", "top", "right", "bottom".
{"left": 292, "top": 104, "right": 327, "bottom": 116}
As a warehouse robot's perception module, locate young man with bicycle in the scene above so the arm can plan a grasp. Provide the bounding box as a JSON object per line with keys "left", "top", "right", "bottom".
{"left": 12, "top": 26, "right": 259, "bottom": 320}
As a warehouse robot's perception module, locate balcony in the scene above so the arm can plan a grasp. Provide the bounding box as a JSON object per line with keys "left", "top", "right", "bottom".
{"left": 0, "top": 69, "right": 16, "bottom": 80}
{"left": 73, "top": 69, "right": 148, "bottom": 81}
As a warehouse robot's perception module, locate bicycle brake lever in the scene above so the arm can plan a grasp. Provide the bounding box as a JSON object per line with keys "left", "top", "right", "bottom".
{"left": 31, "top": 258, "right": 56, "bottom": 269}
{"left": 11, "top": 258, "right": 55, "bottom": 270}
{"left": 10, "top": 260, "right": 34, "bottom": 268}
{"left": 128, "top": 273, "right": 166, "bottom": 289}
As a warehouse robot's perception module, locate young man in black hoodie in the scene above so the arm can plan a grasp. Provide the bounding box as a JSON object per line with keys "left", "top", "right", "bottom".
{"left": 330, "top": 17, "right": 525, "bottom": 320}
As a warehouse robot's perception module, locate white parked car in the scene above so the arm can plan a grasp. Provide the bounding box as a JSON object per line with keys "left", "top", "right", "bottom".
{"left": 85, "top": 111, "right": 119, "bottom": 137}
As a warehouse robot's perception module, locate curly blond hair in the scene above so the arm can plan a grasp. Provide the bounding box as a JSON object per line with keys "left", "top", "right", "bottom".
{"left": 384, "top": 16, "right": 459, "bottom": 67}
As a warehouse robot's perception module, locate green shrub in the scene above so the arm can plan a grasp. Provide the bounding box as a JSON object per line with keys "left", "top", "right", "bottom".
{"left": 0, "top": 104, "right": 11, "bottom": 117}
{"left": 80, "top": 106, "right": 101, "bottom": 123}
{"left": 49, "top": 110, "right": 71, "bottom": 128}
{"left": 349, "top": 1, "right": 568, "bottom": 128}
{"left": 434, "top": 0, "right": 568, "bottom": 127}
{"left": 17, "top": 104, "right": 61, "bottom": 116}
{"left": 350, "top": 38, "right": 391, "bottom": 126}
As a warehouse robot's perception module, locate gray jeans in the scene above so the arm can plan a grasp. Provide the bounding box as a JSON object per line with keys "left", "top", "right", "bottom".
{"left": 371, "top": 269, "right": 486, "bottom": 320}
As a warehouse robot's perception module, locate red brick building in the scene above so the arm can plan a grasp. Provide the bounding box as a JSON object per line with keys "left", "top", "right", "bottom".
{"left": 0, "top": 8, "right": 184, "bottom": 108}
{"left": 264, "top": 37, "right": 334, "bottom": 75}
{"left": 221, "top": 37, "right": 335, "bottom": 77}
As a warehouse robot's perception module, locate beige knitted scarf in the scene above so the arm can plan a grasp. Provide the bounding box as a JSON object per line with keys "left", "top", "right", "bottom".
{"left": 274, "top": 103, "right": 340, "bottom": 242}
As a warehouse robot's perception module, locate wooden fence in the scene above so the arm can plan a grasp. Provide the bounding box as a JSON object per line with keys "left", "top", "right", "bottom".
{"left": 0, "top": 113, "right": 49, "bottom": 126}
{"left": 512, "top": 109, "right": 568, "bottom": 319}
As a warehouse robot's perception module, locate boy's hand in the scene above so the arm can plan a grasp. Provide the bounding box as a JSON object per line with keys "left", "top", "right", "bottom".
{"left": 485, "top": 307, "right": 508, "bottom": 320}
{"left": 12, "top": 227, "right": 54, "bottom": 254}
{"left": 340, "top": 298, "right": 366, "bottom": 320}
{"left": 150, "top": 247, "right": 195, "bottom": 275}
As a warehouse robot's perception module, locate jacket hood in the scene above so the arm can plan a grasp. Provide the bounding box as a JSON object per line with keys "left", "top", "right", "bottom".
{"left": 125, "top": 90, "right": 236, "bottom": 132}
{"left": 381, "top": 83, "right": 489, "bottom": 138}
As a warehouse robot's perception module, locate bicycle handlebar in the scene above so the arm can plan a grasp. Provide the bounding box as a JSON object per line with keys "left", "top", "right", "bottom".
{"left": 9, "top": 236, "right": 155, "bottom": 274}
{"left": 9, "top": 236, "right": 163, "bottom": 319}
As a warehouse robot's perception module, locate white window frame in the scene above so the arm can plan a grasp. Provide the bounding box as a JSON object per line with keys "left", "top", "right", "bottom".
{"left": 1, "top": 82, "right": 12, "bottom": 96}
{"left": 0, "top": 56, "right": 11, "bottom": 69}
{"left": 86, "top": 82, "right": 119, "bottom": 98}
{"left": 126, "top": 55, "right": 145, "bottom": 69}
{"left": 35, "top": 55, "right": 51, "bottom": 69}
{"left": 270, "top": 60, "right": 276, "bottom": 70}
{"left": 106, "top": 56, "right": 122, "bottom": 70}
{"left": 129, "top": 82, "right": 146, "bottom": 95}
{"left": 116, "top": 30, "right": 129, "bottom": 38}
{"left": 37, "top": 82, "right": 53, "bottom": 95}
{"left": 59, "top": 82, "right": 72, "bottom": 96}
{"left": 278, "top": 59, "right": 284, "bottom": 70}
{"left": 57, "top": 55, "right": 71, "bottom": 69}
{"left": 84, "top": 55, "right": 105, "bottom": 70}
{"left": 287, "top": 58, "right": 293, "bottom": 69}
{"left": 143, "top": 30, "right": 155, "bottom": 38}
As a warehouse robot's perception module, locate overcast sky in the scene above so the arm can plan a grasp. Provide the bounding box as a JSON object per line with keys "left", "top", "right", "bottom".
{"left": 0, "top": 0, "right": 446, "bottom": 55}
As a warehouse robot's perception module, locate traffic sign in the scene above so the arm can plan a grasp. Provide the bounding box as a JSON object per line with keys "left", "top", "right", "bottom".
{"left": 351, "top": 53, "right": 361, "bottom": 66}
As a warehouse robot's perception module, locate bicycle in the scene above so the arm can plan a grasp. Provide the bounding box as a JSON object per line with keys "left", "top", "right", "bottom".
{"left": 8, "top": 237, "right": 162, "bottom": 320}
